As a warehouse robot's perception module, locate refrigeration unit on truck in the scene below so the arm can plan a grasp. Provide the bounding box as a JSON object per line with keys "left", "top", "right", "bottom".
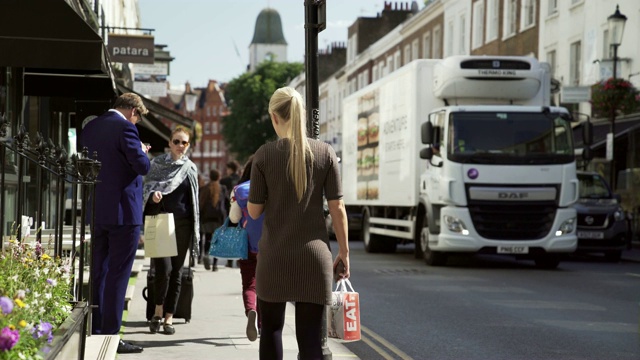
{"left": 341, "top": 55, "right": 583, "bottom": 268}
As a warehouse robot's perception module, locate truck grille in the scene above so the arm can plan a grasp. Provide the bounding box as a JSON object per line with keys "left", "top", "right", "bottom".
{"left": 577, "top": 213, "right": 608, "bottom": 228}
{"left": 468, "top": 202, "right": 557, "bottom": 240}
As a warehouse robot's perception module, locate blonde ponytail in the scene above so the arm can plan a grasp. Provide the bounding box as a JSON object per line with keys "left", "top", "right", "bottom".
{"left": 269, "top": 87, "right": 314, "bottom": 202}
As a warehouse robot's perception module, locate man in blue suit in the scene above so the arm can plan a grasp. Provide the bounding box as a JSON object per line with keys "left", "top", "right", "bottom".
{"left": 82, "top": 93, "right": 151, "bottom": 354}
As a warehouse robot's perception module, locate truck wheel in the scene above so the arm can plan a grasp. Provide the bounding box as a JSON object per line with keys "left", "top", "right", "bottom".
{"left": 413, "top": 211, "right": 425, "bottom": 259}
{"left": 534, "top": 255, "right": 560, "bottom": 269}
{"left": 421, "top": 223, "right": 447, "bottom": 266}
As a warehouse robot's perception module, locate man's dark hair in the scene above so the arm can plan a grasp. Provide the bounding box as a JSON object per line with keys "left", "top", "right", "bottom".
{"left": 226, "top": 160, "right": 240, "bottom": 173}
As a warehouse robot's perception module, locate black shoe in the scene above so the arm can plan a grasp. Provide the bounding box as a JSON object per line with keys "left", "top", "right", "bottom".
{"left": 163, "top": 323, "right": 175, "bottom": 335}
{"left": 226, "top": 260, "right": 234, "bottom": 268}
{"left": 117, "top": 340, "right": 143, "bottom": 354}
{"left": 203, "top": 256, "right": 211, "bottom": 270}
{"left": 149, "top": 316, "right": 162, "bottom": 333}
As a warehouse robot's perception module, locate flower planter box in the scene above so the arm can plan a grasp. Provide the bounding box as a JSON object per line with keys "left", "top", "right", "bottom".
{"left": 44, "top": 302, "right": 89, "bottom": 360}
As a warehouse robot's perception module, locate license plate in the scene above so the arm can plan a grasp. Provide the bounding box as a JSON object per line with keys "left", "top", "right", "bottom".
{"left": 577, "top": 231, "right": 604, "bottom": 239}
{"left": 497, "top": 246, "right": 529, "bottom": 254}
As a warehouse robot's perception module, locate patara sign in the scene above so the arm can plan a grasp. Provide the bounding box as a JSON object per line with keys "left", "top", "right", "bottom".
{"left": 108, "top": 34, "right": 155, "bottom": 64}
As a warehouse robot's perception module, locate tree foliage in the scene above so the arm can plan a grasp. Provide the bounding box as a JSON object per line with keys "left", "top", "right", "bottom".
{"left": 222, "top": 61, "right": 304, "bottom": 162}
{"left": 590, "top": 77, "right": 640, "bottom": 119}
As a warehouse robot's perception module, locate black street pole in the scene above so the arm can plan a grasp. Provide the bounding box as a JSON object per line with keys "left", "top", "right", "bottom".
{"left": 305, "top": 0, "right": 321, "bottom": 140}
{"left": 610, "top": 44, "right": 618, "bottom": 187}
{"left": 305, "top": 2, "right": 329, "bottom": 359}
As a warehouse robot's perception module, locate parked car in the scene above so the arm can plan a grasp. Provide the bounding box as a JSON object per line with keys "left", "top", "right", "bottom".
{"left": 573, "top": 171, "right": 630, "bottom": 261}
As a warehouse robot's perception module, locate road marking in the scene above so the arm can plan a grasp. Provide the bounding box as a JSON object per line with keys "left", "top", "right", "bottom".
{"left": 626, "top": 272, "right": 640, "bottom": 278}
{"left": 361, "top": 334, "right": 395, "bottom": 360}
{"left": 362, "top": 325, "right": 414, "bottom": 360}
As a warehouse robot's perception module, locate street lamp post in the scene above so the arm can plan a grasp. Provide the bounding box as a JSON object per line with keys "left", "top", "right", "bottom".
{"left": 607, "top": 4, "right": 627, "bottom": 187}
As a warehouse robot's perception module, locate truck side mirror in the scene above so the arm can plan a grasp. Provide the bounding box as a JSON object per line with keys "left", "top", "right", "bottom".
{"left": 582, "top": 145, "right": 593, "bottom": 161}
{"left": 420, "top": 147, "right": 433, "bottom": 160}
{"left": 582, "top": 121, "right": 593, "bottom": 146}
{"left": 421, "top": 122, "right": 433, "bottom": 144}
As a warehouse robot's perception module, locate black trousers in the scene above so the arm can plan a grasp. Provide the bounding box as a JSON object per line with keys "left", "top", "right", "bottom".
{"left": 152, "top": 216, "right": 192, "bottom": 314}
{"left": 258, "top": 299, "right": 324, "bottom": 360}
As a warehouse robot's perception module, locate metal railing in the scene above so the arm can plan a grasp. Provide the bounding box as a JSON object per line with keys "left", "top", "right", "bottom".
{"left": 0, "top": 114, "right": 101, "bottom": 360}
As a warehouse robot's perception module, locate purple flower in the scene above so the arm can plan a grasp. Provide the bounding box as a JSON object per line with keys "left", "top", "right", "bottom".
{"left": 46, "top": 278, "right": 57, "bottom": 287}
{"left": 0, "top": 327, "right": 20, "bottom": 351}
{"left": 32, "top": 321, "right": 54, "bottom": 343}
{"left": 0, "top": 297, "right": 13, "bottom": 315}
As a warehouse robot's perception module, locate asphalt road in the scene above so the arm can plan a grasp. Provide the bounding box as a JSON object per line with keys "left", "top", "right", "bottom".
{"left": 332, "top": 240, "right": 640, "bottom": 360}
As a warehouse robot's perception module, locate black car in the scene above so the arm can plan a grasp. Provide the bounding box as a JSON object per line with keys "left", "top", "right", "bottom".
{"left": 573, "top": 171, "right": 630, "bottom": 261}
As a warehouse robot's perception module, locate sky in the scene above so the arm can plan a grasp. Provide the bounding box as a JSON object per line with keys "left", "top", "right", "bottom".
{"left": 138, "top": 0, "right": 390, "bottom": 89}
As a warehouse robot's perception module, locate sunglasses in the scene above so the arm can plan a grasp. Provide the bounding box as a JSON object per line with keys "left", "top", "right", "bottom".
{"left": 172, "top": 139, "right": 189, "bottom": 146}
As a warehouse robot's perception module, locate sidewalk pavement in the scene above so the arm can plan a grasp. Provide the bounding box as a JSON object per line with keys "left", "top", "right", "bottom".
{"left": 119, "top": 261, "right": 360, "bottom": 359}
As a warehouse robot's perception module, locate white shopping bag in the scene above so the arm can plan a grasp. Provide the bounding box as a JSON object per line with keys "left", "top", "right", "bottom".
{"left": 143, "top": 213, "right": 178, "bottom": 258}
{"left": 327, "top": 279, "right": 361, "bottom": 341}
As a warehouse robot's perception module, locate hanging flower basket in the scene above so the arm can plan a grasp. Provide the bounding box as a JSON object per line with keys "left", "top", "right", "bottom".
{"left": 590, "top": 78, "right": 640, "bottom": 119}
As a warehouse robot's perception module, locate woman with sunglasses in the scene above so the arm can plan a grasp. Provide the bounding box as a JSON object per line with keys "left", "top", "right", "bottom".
{"left": 142, "top": 126, "right": 200, "bottom": 335}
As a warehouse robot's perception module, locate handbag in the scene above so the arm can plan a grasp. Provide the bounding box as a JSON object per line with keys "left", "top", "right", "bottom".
{"left": 209, "top": 217, "right": 248, "bottom": 259}
{"left": 327, "top": 279, "right": 361, "bottom": 341}
{"left": 143, "top": 213, "right": 178, "bottom": 258}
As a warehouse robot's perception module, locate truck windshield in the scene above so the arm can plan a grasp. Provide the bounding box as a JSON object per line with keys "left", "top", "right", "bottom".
{"left": 447, "top": 112, "right": 574, "bottom": 165}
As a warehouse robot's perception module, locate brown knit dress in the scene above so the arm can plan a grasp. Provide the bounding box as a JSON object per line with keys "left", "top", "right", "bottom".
{"left": 249, "top": 138, "right": 342, "bottom": 305}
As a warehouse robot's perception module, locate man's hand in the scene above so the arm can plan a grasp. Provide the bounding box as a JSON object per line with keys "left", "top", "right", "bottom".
{"left": 141, "top": 142, "right": 151, "bottom": 153}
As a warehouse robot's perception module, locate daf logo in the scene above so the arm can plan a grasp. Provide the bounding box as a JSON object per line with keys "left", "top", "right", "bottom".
{"left": 492, "top": 60, "right": 500, "bottom": 68}
{"left": 585, "top": 216, "right": 594, "bottom": 225}
{"left": 498, "top": 192, "right": 528, "bottom": 199}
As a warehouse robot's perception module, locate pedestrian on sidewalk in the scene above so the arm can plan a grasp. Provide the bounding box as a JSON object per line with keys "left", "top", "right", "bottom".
{"left": 142, "top": 126, "right": 200, "bottom": 336}
{"left": 81, "top": 92, "right": 150, "bottom": 354}
{"left": 217, "top": 160, "right": 241, "bottom": 269}
{"left": 228, "top": 155, "right": 264, "bottom": 341}
{"left": 247, "top": 87, "right": 350, "bottom": 360}
{"left": 199, "top": 169, "right": 228, "bottom": 270}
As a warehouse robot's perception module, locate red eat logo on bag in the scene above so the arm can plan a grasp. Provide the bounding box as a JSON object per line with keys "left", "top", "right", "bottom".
{"left": 344, "top": 293, "right": 359, "bottom": 332}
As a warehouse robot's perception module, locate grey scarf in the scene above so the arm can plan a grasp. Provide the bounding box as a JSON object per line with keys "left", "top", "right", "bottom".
{"left": 143, "top": 153, "right": 200, "bottom": 253}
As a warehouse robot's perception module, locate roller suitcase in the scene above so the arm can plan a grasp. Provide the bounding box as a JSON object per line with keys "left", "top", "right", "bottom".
{"left": 142, "top": 263, "right": 194, "bottom": 323}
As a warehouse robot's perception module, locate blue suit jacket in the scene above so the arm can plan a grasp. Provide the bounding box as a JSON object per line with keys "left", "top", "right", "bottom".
{"left": 81, "top": 110, "right": 150, "bottom": 225}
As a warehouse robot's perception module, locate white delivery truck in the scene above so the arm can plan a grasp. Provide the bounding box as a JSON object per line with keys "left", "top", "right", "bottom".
{"left": 342, "top": 55, "right": 584, "bottom": 268}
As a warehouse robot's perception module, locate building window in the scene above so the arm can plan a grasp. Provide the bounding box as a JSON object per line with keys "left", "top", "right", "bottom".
{"left": 206, "top": 106, "right": 210, "bottom": 117}
{"left": 571, "top": 0, "right": 583, "bottom": 5}
{"left": 204, "top": 122, "right": 210, "bottom": 135}
{"left": 521, "top": 0, "right": 535, "bottom": 29}
{"left": 548, "top": 0, "right": 558, "bottom": 15}
{"left": 446, "top": 20, "right": 454, "bottom": 56}
{"left": 423, "top": 32, "right": 431, "bottom": 58}
{"left": 603, "top": 30, "right": 611, "bottom": 59}
{"left": 472, "top": 1, "right": 484, "bottom": 49}
{"left": 459, "top": 14, "right": 467, "bottom": 55}
{"left": 212, "top": 139, "right": 218, "bottom": 153}
{"left": 504, "top": 0, "right": 517, "bottom": 37}
{"left": 546, "top": 50, "right": 556, "bottom": 79}
{"left": 433, "top": 26, "right": 442, "bottom": 58}
{"left": 486, "top": 0, "right": 499, "bottom": 42}
{"left": 204, "top": 140, "right": 210, "bottom": 154}
{"left": 394, "top": 51, "right": 401, "bottom": 72}
{"left": 387, "top": 55, "right": 394, "bottom": 73}
{"left": 404, "top": 45, "right": 411, "bottom": 66}
{"left": 212, "top": 122, "right": 218, "bottom": 134}
{"left": 347, "top": 35, "right": 357, "bottom": 64}
{"left": 569, "top": 41, "right": 582, "bottom": 86}
{"left": 212, "top": 106, "right": 217, "bottom": 117}
{"left": 412, "top": 39, "right": 419, "bottom": 61}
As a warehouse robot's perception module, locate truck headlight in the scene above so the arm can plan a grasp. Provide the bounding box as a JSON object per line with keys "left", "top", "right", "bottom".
{"left": 444, "top": 215, "right": 469, "bottom": 235}
{"left": 614, "top": 208, "right": 625, "bottom": 221}
{"left": 555, "top": 218, "right": 575, "bottom": 236}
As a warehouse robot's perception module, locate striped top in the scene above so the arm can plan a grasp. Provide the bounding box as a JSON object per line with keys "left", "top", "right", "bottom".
{"left": 250, "top": 138, "right": 342, "bottom": 305}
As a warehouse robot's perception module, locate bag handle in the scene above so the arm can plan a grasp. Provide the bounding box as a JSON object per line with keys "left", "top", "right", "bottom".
{"left": 334, "top": 278, "right": 355, "bottom": 292}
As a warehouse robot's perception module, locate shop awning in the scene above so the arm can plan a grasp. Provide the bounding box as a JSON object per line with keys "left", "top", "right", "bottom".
{"left": 0, "top": 0, "right": 104, "bottom": 71}
{"left": 116, "top": 83, "right": 196, "bottom": 129}
{"left": 573, "top": 117, "right": 640, "bottom": 148}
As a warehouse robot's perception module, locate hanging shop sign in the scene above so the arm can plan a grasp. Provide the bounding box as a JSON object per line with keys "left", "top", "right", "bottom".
{"left": 108, "top": 34, "right": 155, "bottom": 64}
